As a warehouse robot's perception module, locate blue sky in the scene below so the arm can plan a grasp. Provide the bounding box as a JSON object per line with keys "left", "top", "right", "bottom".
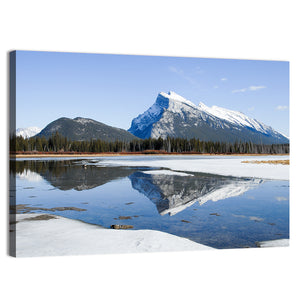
{"left": 16, "top": 50, "right": 289, "bottom": 136}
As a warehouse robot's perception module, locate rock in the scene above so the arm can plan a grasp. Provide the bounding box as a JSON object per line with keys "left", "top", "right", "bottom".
{"left": 110, "top": 224, "right": 134, "bottom": 229}
{"left": 118, "top": 216, "right": 132, "bottom": 220}
{"left": 210, "top": 213, "right": 220, "bottom": 216}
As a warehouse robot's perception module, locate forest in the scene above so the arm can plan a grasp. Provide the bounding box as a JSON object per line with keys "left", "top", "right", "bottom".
{"left": 10, "top": 132, "right": 289, "bottom": 155}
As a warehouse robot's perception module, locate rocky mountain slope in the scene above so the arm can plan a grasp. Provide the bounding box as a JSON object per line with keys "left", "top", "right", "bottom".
{"left": 128, "top": 91, "right": 289, "bottom": 144}
{"left": 36, "top": 117, "right": 138, "bottom": 142}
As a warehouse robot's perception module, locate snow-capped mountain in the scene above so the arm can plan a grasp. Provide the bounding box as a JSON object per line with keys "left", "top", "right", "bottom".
{"left": 128, "top": 91, "right": 289, "bottom": 144}
{"left": 16, "top": 127, "right": 41, "bottom": 138}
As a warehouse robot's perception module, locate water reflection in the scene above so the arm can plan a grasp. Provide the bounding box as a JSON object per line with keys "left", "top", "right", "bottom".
{"left": 11, "top": 159, "right": 289, "bottom": 248}
{"left": 12, "top": 159, "right": 263, "bottom": 214}
{"left": 129, "top": 172, "right": 263, "bottom": 216}
{"left": 12, "top": 160, "right": 136, "bottom": 191}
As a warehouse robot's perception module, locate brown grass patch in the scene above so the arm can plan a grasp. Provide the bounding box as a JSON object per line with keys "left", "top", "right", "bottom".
{"left": 24, "top": 214, "right": 57, "bottom": 221}
{"left": 242, "top": 160, "right": 289, "bottom": 165}
{"left": 12, "top": 152, "right": 289, "bottom": 158}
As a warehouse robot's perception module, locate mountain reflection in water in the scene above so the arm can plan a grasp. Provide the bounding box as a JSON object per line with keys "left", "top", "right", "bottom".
{"left": 12, "top": 159, "right": 289, "bottom": 248}
{"left": 129, "top": 172, "right": 263, "bottom": 216}
{"left": 12, "top": 159, "right": 136, "bottom": 191}
{"left": 13, "top": 159, "right": 263, "bottom": 215}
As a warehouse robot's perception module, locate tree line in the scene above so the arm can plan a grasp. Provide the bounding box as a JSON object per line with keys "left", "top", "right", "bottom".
{"left": 10, "top": 132, "right": 289, "bottom": 154}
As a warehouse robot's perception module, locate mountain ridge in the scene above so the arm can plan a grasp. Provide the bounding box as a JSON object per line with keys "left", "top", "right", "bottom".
{"left": 128, "top": 91, "right": 289, "bottom": 144}
{"left": 36, "top": 116, "right": 138, "bottom": 142}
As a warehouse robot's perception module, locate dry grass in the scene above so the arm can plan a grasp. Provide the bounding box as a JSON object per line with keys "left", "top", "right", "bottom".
{"left": 242, "top": 159, "right": 289, "bottom": 165}
{"left": 12, "top": 152, "right": 289, "bottom": 158}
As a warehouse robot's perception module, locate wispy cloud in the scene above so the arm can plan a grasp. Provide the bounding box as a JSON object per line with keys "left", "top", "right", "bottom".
{"left": 248, "top": 106, "right": 255, "bottom": 112}
{"left": 232, "top": 88, "right": 247, "bottom": 93}
{"left": 276, "top": 105, "right": 288, "bottom": 111}
{"left": 221, "top": 78, "right": 227, "bottom": 81}
{"left": 232, "top": 85, "right": 266, "bottom": 93}
{"left": 248, "top": 85, "right": 266, "bottom": 91}
{"left": 276, "top": 196, "right": 288, "bottom": 201}
{"left": 213, "top": 85, "right": 219, "bottom": 89}
{"left": 168, "top": 66, "right": 196, "bottom": 85}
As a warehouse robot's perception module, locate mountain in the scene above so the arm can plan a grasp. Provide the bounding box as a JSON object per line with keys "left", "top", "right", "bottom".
{"left": 36, "top": 117, "right": 138, "bottom": 142}
{"left": 16, "top": 127, "right": 41, "bottom": 138}
{"left": 128, "top": 91, "right": 289, "bottom": 144}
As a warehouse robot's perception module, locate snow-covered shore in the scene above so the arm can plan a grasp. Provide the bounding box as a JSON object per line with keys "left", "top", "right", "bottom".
{"left": 256, "top": 239, "right": 289, "bottom": 248}
{"left": 96, "top": 155, "right": 289, "bottom": 180}
{"left": 15, "top": 214, "right": 212, "bottom": 257}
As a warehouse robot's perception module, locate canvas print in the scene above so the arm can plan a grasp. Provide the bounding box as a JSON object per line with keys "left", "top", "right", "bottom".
{"left": 9, "top": 51, "right": 289, "bottom": 257}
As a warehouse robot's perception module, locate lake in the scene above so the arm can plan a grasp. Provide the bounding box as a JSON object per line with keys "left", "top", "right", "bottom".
{"left": 10, "top": 156, "right": 289, "bottom": 249}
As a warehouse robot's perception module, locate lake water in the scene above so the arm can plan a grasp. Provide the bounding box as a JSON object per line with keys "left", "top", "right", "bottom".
{"left": 11, "top": 157, "right": 289, "bottom": 249}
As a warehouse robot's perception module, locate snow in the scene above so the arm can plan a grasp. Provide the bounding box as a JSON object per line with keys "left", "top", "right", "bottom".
{"left": 96, "top": 155, "right": 289, "bottom": 180}
{"left": 198, "top": 103, "right": 274, "bottom": 135}
{"left": 130, "top": 91, "right": 200, "bottom": 137}
{"left": 15, "top": 213, "right": 212, "bottom": 257}
{"left": 17, "top": 170, "right": 43, "bottom": 182}
{"left": 134, "top": 103, "right": 163, "bottom": 131}
{"left": 129, "top": 91, "right": 203, "bottom": 138}
{"left": 73, "top": 117, "right": 96, "bottom": 125}
{"left": 142, "top": 170, "right": 193, "bottom": 176}
{"left": 16, "top": 126, "right": 41, "bottom": 138}
{"left": 256, "top": 239, "right": 289, "bottom": 247}
{"left": 198, "top": 179, "right": 262, "bottom": 203}
{"left": 159, "top": 179, "right": 257, "bottom": 216}
{"left": 128, "top": 98, "right": 167, "bottom": 135}
{"left": 160, "top": 91, "right": 276, "bottom": 137}
{"left": 160, "top": 91, "right": 197, "bottom": 107}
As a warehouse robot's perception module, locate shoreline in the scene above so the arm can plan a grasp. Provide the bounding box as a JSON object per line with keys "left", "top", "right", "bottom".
{"left": 13, "top": 213, "right": 213, "bottom": 257}
{"left": 12, "top": 212, "right": 289, "bottom": 257}
{"left": 11, "top": 153, "right": 290, "bottom": 158}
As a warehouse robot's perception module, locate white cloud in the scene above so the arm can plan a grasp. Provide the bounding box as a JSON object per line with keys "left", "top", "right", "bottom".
{"left": 276, "top": 196, "right": 288, "bottom": 201}
{"left": 232, "top": 88, "right": 247, "bottom": 93}
{"left": 221, "top": 78, "right": 227, "bottom": 81}
{"left": 248, "top": 85, "right": 266, "bottom": 91}
{"left": 232, "top": 85, "right": 266, "bottom": 93}
{"left": 276, "top": 105, "right": 288, "bottom": 111}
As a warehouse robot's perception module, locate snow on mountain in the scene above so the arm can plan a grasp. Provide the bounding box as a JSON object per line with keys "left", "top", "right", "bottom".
{"left": 198, "top": 102, "right": 273, "bottom": 135}
{"left": 16, "top": 127, "right": 41, "bottom": 138}
{"left": 73, "top": 117, "right": 98, "bottom": 125}
{"left": 129, "top": 91, "right": 223, "bottom": 139}
{"left": 160, "top": 91, "right": 196, "bottom": 108}
{"left": 128, "top": 91, "right": 289, "bottom": 144}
